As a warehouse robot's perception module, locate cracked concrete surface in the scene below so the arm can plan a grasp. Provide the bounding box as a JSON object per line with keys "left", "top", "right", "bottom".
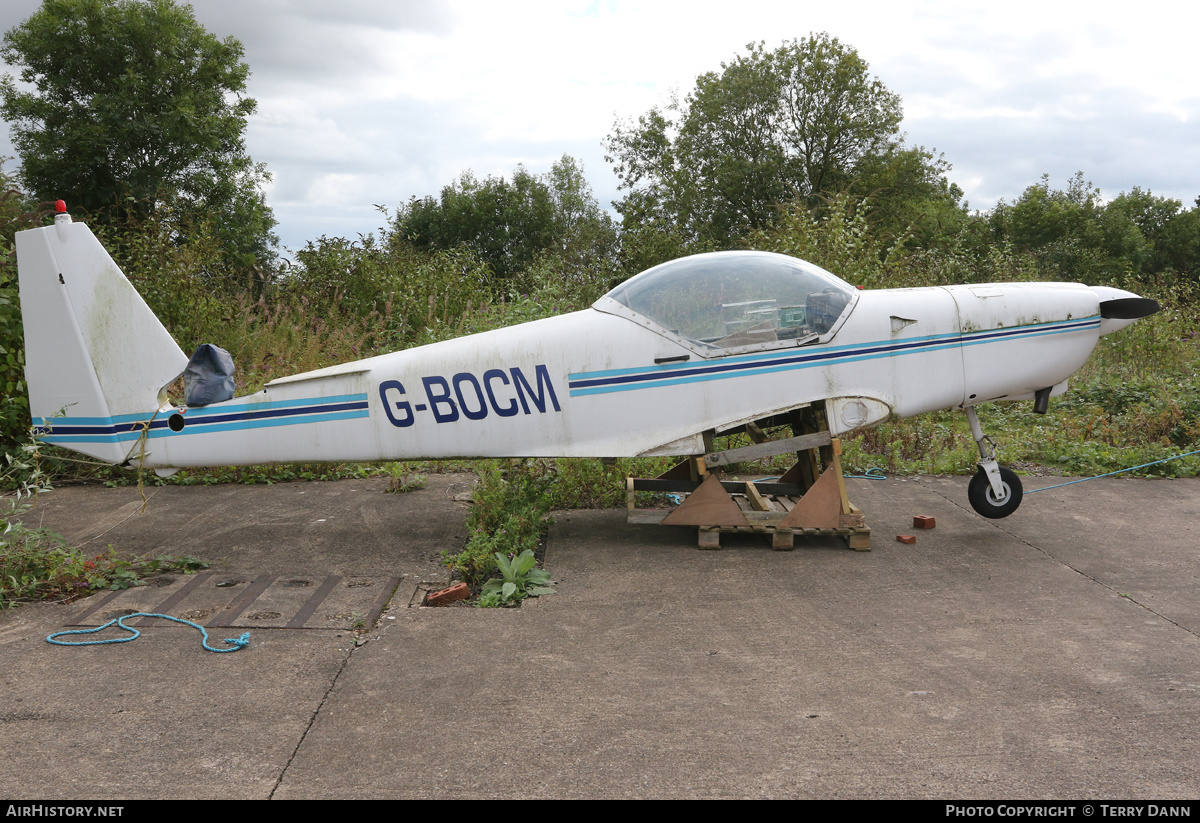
{"left": 2, "top": 473, "right": 1197, "bottom": 798}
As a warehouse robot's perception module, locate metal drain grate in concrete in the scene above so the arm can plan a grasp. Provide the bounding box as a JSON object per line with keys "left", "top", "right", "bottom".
{"left": 65, "top": 573, "right": 403, "bottom": 630}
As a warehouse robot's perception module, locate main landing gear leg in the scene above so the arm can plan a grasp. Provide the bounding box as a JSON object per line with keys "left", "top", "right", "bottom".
{"left": 964, "top": 406, "right": 1023, "bottom": 519}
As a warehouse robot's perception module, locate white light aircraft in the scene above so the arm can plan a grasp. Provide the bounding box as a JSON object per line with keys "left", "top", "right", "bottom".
{"left": 19, "top": 204, "right": 1158, "bottom": 518}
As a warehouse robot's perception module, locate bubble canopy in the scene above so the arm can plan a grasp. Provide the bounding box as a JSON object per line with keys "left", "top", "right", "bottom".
{"left": 598, "top": 251, "right": 857, "bottom": 353}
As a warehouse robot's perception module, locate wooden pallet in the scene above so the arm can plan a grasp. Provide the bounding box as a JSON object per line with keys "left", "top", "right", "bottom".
{"left": 626, "top": 440, "right": 871, "bottom": 551}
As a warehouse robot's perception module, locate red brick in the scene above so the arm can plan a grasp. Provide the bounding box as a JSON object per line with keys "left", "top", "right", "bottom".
{"left": 913, "top": 515, "right": 936, "bottom": 529}
{"left": 896, "top": 534, "right": 917, "bottom": 544}
{"left": 426, "top": 582, "right": 470, "bottom": 606}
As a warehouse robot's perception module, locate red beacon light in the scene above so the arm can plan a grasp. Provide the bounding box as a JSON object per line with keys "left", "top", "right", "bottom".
{"left": 53, "top": 199, "right": 72, "bottom": 226}
{"left": 55, "top": 200, "right": 67, "bottom": 213}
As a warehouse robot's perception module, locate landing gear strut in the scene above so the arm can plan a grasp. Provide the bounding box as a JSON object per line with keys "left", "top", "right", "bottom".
{"left": 964, "top": 406, "right": 1023, "bottom": 518}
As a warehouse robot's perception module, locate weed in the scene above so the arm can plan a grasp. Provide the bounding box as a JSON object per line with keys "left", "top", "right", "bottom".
{"left": 546, "top": 456, "right": 675, "bottom": 509}
{"left": 1, "top": 428, "right": 209, "bottom": 609}
{"left": 478, "top": 549, "right": 556, "bottom": 607}
{"left": 443, "top": 460, "right": 554, "bottom": 589}
{"left": 1, "top": 540, "right": 210, "bottom": 608}
{"left": 383, "top": 464, "right": 427, "bottom": 494}
{"left": 82, "top": 460, "right": 382, "bottom": 487}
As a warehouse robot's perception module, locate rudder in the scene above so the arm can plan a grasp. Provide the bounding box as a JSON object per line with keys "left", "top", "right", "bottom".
{"left": 17, "top": 208, "right": 188, "bottom": 464}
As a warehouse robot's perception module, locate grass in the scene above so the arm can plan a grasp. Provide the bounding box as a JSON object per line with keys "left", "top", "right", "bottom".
{"left": 1, "top": 427, "right": 210, "bottom": 610}
{"left": 1, "top": 544, "right": 208, "bottom": 609}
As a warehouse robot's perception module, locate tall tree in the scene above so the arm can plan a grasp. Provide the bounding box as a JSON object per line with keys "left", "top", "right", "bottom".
{"left": 1105, "top": 188, "right": 1200, "bottom": 280}
{"left": 846, "top": 145, "right": 967, "bottom": 249}
{"left": 396, "top": 155, "right": 613, "bottom": 281}
{"left": 606, "top": 34, "right": 905, "bottom": 248}
{"left": 0, "top": 0, "right": 275, "bottom": 271}
{"left": 990, "top": 175, "right": 1200, "bottom": 285}
{"left": 399, "top": 166, "right": 556, "bottom": 280}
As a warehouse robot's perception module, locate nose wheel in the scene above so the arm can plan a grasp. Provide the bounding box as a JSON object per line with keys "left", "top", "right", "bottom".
{"left": 964, "top": 406, "right": 1023, "bottom": 518}
{"left": 967, "top": 465, "right": 1023, "bottom": 518}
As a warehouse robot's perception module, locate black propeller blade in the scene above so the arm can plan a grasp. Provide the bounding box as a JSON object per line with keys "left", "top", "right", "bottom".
{"left": 1099, "top": 297, "right": 1160, "bottom": 320}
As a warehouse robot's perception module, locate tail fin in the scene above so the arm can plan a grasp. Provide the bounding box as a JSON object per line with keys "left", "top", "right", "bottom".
{"left": 17, "top": 208, "right": 188, "bottom": 464}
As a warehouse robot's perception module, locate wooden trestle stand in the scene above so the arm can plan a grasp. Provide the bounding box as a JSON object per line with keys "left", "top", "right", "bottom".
{"left": 625, "top": 405, "right": 871, "bottom": 551}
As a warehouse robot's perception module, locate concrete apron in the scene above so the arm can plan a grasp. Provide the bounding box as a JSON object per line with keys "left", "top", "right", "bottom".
{"left": 2, "top": 474, "right": 1197, "bottom": 798}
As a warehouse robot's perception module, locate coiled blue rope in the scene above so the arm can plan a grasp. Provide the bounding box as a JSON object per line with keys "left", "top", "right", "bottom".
{"left": 1026, "top": 448, "right": 1200, "bottom": 493}
{"left": 47, "top": 613, "right": 250, "bottom": 653}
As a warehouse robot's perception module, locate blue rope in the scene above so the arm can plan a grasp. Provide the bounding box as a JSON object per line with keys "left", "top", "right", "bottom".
{"left": 1026, "top": 448, "right": 1200, "bottom": 493}
{"left": 47, "top": 612, "right": 250, "bottom": 653}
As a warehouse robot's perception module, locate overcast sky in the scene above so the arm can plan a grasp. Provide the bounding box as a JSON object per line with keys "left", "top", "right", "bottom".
{"left": 2, "top": 0, "right": 1197, "bottom": 256}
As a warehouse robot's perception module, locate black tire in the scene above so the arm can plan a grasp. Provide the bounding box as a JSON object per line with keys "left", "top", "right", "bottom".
{"left": 967, "top": 466, "right": 1023, "bottom": 519}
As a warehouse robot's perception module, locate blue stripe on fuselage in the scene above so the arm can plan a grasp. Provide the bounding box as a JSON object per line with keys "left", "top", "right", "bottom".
{"left": 34, "top": 393, "right": 370, "bottom": 444}
{"left": 567, "top": 317, "right": 1099, "bottom": 397}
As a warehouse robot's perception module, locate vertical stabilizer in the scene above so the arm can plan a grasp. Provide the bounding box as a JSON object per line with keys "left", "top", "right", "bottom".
{"left": 17, "top": 210, "right": 188, "bottom": 464}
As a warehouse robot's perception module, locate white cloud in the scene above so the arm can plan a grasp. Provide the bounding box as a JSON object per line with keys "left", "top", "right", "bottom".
{"left": 1, "top": 0, "right": 1197, "bottom": 249}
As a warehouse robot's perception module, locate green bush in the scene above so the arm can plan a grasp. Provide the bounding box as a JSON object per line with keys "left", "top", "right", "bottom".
{"left": 0, "top": 166, "right": 50, "bottom": 455}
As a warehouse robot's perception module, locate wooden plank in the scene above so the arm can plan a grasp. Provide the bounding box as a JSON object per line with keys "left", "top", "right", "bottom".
{"left": 805, "top": 449, "right": 822, "bottom": 489}
{"left": 831, "top": 439, "right": 852, "bottom": 515}
{"left": 705, "top": 431, "right": 832, "bottom": 468}
{"left": 744, "top": 481, "right": 770, "bottom": 512}
{"left": 698, "top": 527, "right": 721, "bottom": 550}
{"left": 631, "top": 478, "right": 806, "bottom": 496}
{"left": 743, "top": 511, "right": 786, "bottom": 525}
{"left": 838, "top": 512, "right": 866, "bottom": 529}
{"left": 847, "top": 531, "right": 872, "bottom": 551}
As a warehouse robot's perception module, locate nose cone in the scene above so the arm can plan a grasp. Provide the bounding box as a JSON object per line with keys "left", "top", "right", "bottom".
{"left": 1091, "top": 286, "right": 1160, "bottom": 335}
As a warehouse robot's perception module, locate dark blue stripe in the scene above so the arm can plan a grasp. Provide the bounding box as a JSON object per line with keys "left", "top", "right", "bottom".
{"left": 34, "top": 418, "right": 172, "bottom": 436}
{"left": 569, "top": 336, "right": 951, "bottom": 390}
{"left": 568, "top": 317, "right": 1099, "bottom": 394}
{"left": 961, "top": 320, "right": 1097, "bottom": 345}
{"left": 35, "top": 399, "right": 369, "bottom": 438}
{"left": 176, "top": 401, "right": 367, "bottom": 428}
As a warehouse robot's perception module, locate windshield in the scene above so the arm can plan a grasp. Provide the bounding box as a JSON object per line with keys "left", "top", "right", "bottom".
{"left": 602, "top": 251, "right": 856, "bottom": 351}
